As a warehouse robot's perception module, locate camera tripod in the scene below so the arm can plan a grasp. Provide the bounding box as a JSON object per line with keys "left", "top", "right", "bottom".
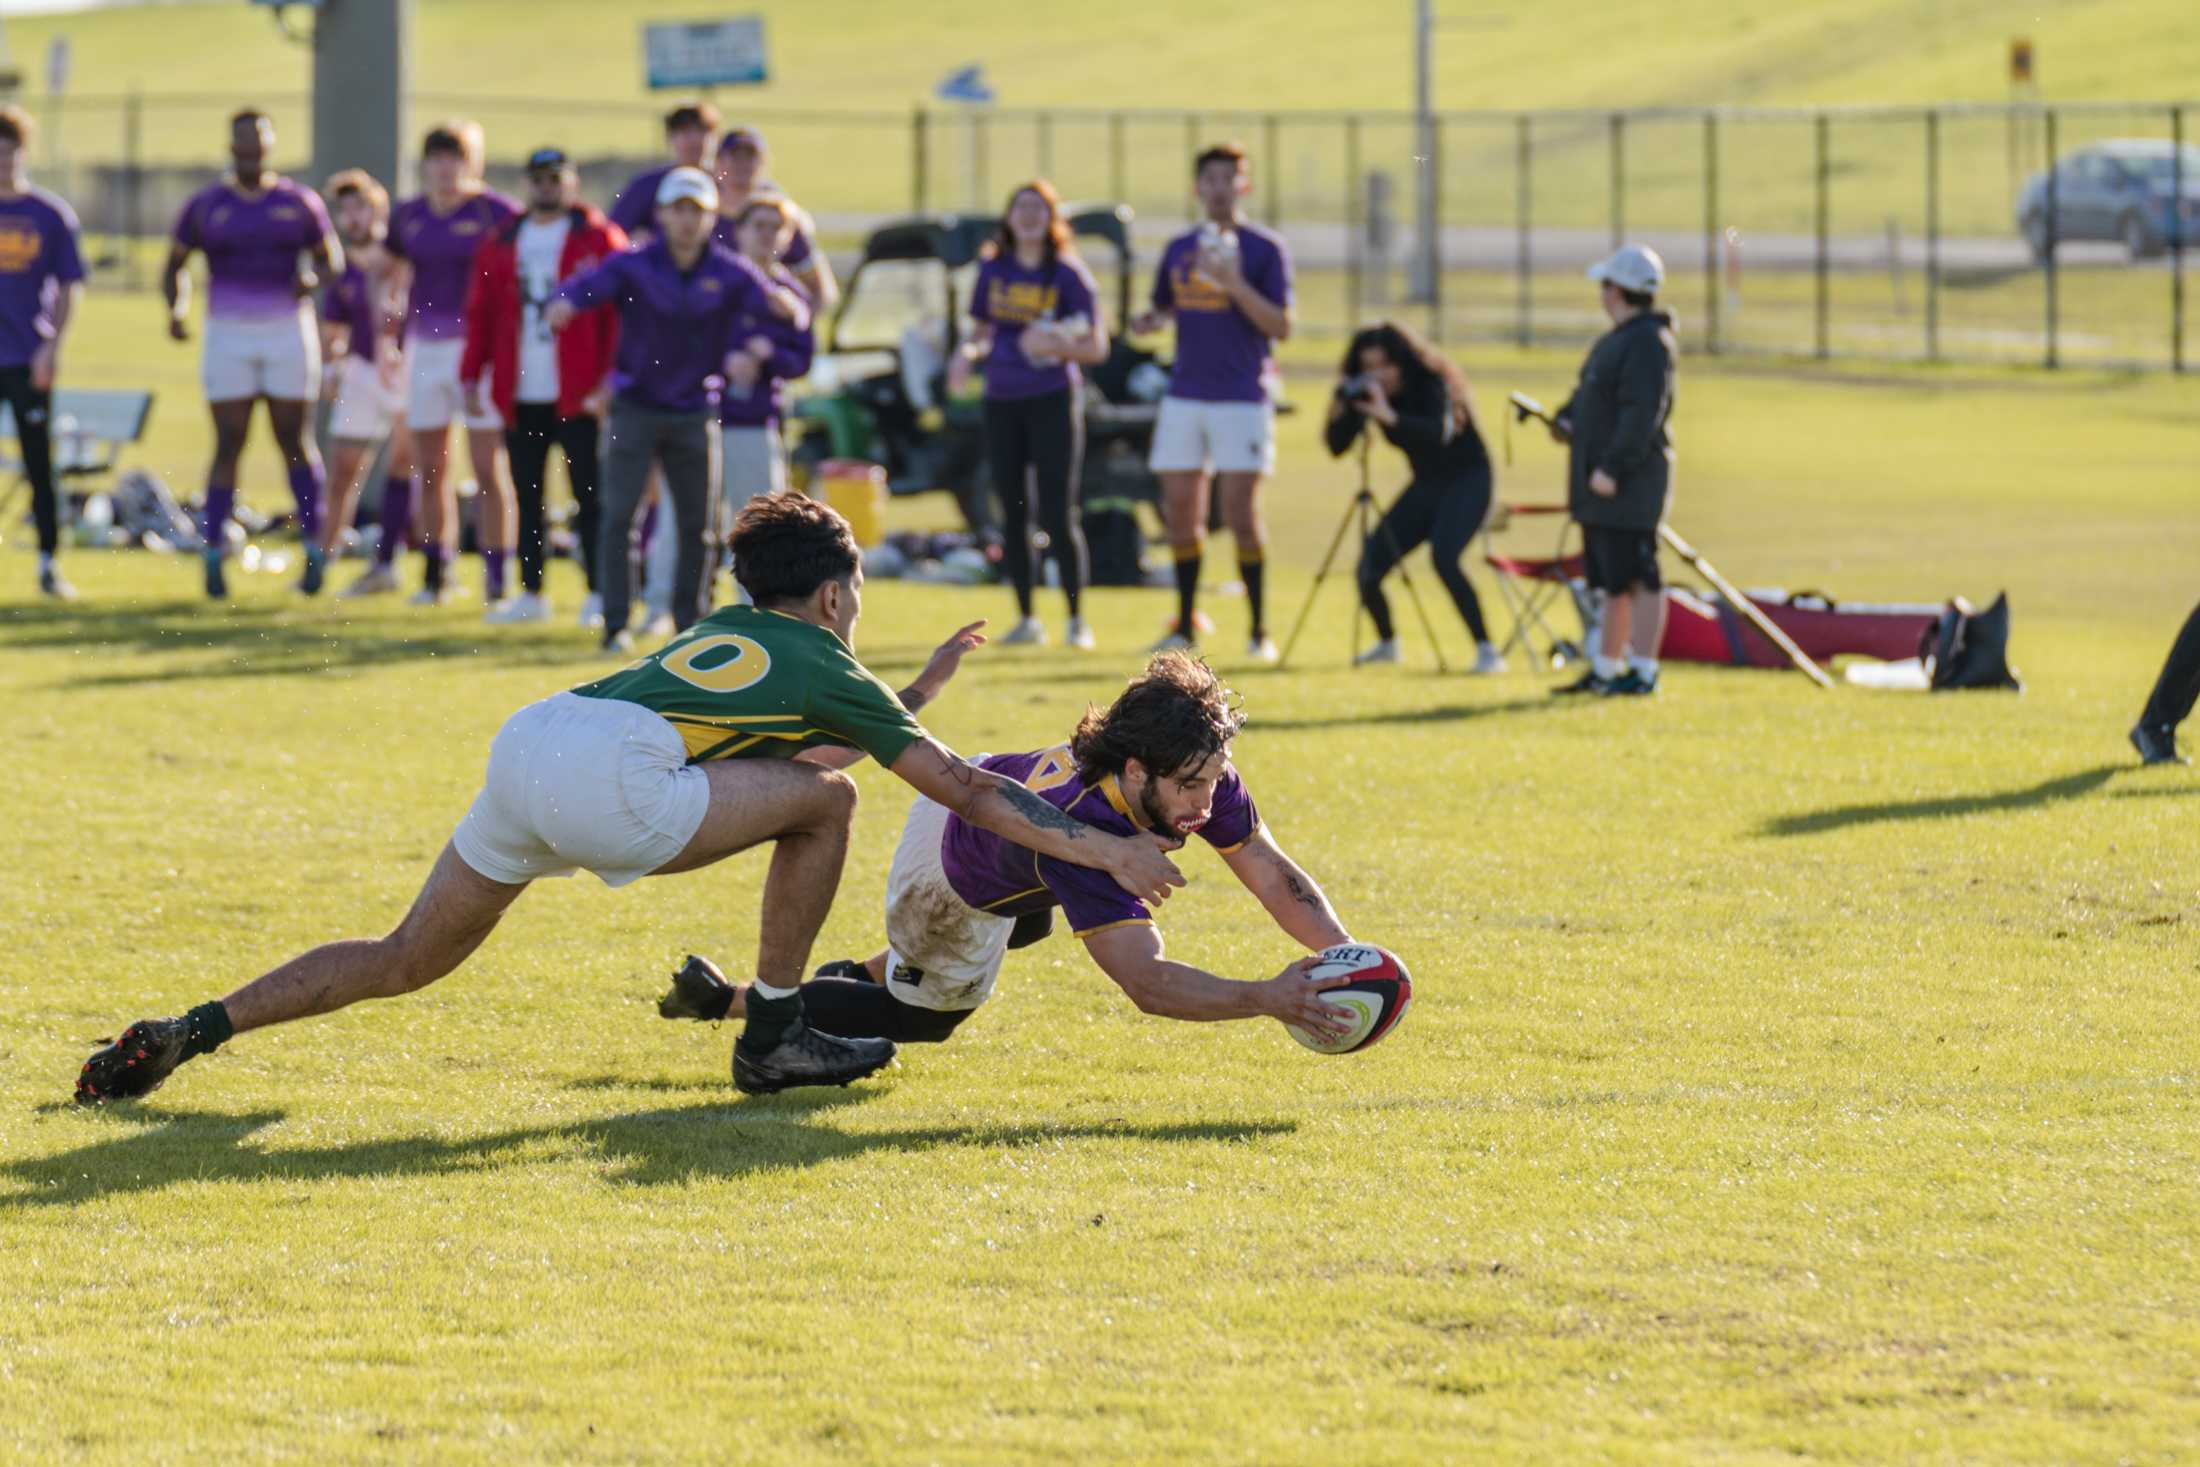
{"left": 1279, "top": 433, "right": 1451, "bottom": 672}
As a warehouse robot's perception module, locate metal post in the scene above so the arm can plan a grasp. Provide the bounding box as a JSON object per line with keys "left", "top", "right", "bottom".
{"left": 124, "top": 89, "right": 143, "bottom": 291}
{"left": 1412, "top": 0, "right": 1438, "bottom": 305}
{"left": 1263, "top": 113, "right": 1280, "bottom": 227}
{"left": 1516, "top": 114, "right": 1532, "bottom": 348}
{"left": 1038, "top": 112, "right": 1052, "bottom": 181}
{"left": 1814, "top": 112, "right": 1830, "bottom": 359}
{"left": 311, "top": 0, "right": 410, "bottom": 193}
{"left": 1345, "top": 115, "right": 1362, "bottom": 330}
{"left": 1702, "top": 111, "right": 1718, "bottom": 353}
{"left": 1925, "top": 109, "right": 1941, "bottom": 361}
{"left": 2173, "top": 105, "right": 2186, "bottom": 373}
{"left": 1609, "top": 112, "right": 1625, "bottom": 246}
{"left": 1109, "top": 113, "right": 1126, "bottom": 209}
{"left": 911, "top": 105, "right": 928, "bottom": 213}
{"left": 2044, "top": 107, "right": 2059, "bottom": 369}
{"left": 1185, "top": 113, "right": 1200, "bottom": 217}
{"left": 1426, "top": 116, "right": 1444, "bottom": 341}
{"left": 974, "top": 110, "right": 990, "bottom": 211}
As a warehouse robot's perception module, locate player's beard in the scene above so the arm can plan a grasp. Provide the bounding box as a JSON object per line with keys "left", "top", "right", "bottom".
{"left": 1137, "top": 779, "right": 1189, "bottom": 850}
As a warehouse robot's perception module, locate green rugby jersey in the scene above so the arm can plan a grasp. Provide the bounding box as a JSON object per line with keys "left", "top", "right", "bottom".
{"left": 571, "top": 606, "right": 928, "bottom": 766}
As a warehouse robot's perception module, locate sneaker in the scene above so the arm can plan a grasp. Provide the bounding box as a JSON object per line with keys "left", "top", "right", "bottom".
{"left": 409, "top": 580, "right": 466, "bottom": 607}
{"left": 577, "top": 592, "right": 604, "bottom": 630}
{"left": 1065, "top": 617, "right": 1097, "bottom": 651}
{"left": 1552, "top": 669, "right": 1611, "bottom": 696}
{"left": 483, "top": 592, "right": 550, "bottom": 625}
{"left": 340, "top": 563, "right": 399, "bottom": 598}
{"left": 1000, "top": 615, "right": 1048, "bottom": 646}
{"left": 75, "top": 1016, "right": 194, "bottom": 1104}
{"left": 298, "top": 548, "right": 326, "bottom": 597}
{"left": 1471, "top": 642, "right": 1507, "bottom": 675}
{"left": 38, "top": 564, "right": 77, "bottom": 601}
{"left": 642, "top": 611, "right": 677, "bottom": 640}
{"left": 733, "top": 1021, "right": 896, "bottom": 1095}
{"left": 1600, "top": 668, "right": 1659, "bottom": 697}
{"left": 1247, "top": 635, "right": 1281, "bottom": 665}
{"left": 1354, "top": 638, "right": 1402, "bottom": 666}
{"left": 1148, "top": 629, "right": 1196, "bottom": 653}
{"left": 658, "top": 954, "right": 738, "bottom": 1023}
{"left": 602, "top": 628, "right": 636, "bottom": 655}
{"left": 202, "top": 549, "right": 227, "bottom": 600}
{"left": 2130, "top": 721, "right": 2188, "bottom": 767}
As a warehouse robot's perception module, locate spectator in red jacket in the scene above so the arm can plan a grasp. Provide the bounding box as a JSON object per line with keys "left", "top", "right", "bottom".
{"left": 462, "top": 148, "right": 627, "bottom": 625}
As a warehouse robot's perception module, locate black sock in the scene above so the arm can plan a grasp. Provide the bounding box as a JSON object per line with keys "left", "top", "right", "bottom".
{"left": 739, "top": 987, "right": 802, "bottom": 1051}
{"left": 1173, "top": 546, "right": 1201, "bottom": 638}
{"left": 181, "top": 1000, "right": 234, "bottom": 1060}
{"left": 1240, "top": 556, "right": 1267, "bottom": 639}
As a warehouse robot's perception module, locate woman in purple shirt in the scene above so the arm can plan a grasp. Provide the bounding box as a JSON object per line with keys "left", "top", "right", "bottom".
{"left": 385, "top": 121, "right": 522, "bottom": 609}
{"left": 948, "top": 181, "right": 1108, "bottom": 650}
{"left": 161, "top": 109, "right": 342, "bottom": 599}
{"left": 0, "top": 105, "right": 85, "bottom": 601}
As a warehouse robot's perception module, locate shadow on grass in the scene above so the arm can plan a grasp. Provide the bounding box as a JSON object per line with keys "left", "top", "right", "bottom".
{"left": 1758, "top": 763, "right": 2125, "bottom": 837}
{"left": 1256, "top": 696, "right": 1565, "bottom": 733}
{"left": 1, "top": 1099, "right": 1295, "bottom": 1208}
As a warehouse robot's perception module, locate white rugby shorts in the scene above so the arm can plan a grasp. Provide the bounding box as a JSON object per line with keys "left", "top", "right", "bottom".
{"left": 328, "top": 355, "right": 404, "bottom": 441}
{"left": 406, "top": 336, "right": 502, "bottom": 432}
{"left": 202, "top": 307, "right": 320, "bottom": 403}
{"left": 453, "top": 692, "right": 710, "bottom": 888}
{"left": 881, "top": 791, "right": 1016, "bottom": 1013}
{"left": 1147, "top": 396, "right": 1276, "bottom": 475}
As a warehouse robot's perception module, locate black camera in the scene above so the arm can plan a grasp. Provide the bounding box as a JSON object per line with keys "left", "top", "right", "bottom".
{"left": 1338, "top": 372, "right": 1378, "bottom": 403}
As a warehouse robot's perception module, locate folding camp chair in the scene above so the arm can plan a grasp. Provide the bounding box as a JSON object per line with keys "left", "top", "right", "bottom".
{"left": 1481, "top": 502, "right": 1591, "bottom": 668}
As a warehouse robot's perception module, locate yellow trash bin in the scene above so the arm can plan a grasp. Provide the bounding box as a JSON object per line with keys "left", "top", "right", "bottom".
{"left": 815, "top": 459, "right": 887, "bottom": 548}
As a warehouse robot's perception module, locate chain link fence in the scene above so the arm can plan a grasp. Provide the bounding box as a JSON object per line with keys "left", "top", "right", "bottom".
{"left": 21, "top": 92, "right": 2193, "bottom": 371}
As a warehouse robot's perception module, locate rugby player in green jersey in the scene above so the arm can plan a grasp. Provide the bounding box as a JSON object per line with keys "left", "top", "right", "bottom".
{"left": 76, "top": 494, "right": 1184, "bottom": 1102}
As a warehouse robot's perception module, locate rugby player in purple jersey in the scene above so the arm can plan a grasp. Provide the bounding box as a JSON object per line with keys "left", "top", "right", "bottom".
{"left": 659, "top": 651, "right": 1362, "bottom": 1050}
{"left": 609, "top": 100, "right": 718, "bottom": 244}
{"left": 1131, "top": 142, "right": 1295, "bottom": 663}
{"left": 385, "top": 121, "right": 521, "bottom": 609}
{"left": 711, "top": 126, "right": 838, "bottom": 310}
{"left": 0, "top": 105, "right": 86, "bottom": 600}
{"left": 315, "top": 169, "right": 418, "bottom": 596}
{"left": 162, "top": 109, "right": 343, "bottom": 599}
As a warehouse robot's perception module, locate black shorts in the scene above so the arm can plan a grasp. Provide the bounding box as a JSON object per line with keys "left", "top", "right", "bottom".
{"left": 1580, "top": 525, "right": 1662, "bottom": 594}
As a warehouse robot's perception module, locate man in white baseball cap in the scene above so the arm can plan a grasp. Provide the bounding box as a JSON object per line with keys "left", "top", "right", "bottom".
{"left": 1547, "top": 241, "right": 1679, "bottom": 697}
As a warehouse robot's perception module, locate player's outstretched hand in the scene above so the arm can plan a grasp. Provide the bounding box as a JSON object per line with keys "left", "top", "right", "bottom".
{"left": 906, "top": 620, "right": 988, "bottom": 706}
{"left": 1109, "top": 834, "right": 1185, "bottom": 907}
{"left": 1260, "top": 954, "right": 1358, "bottom": 1043}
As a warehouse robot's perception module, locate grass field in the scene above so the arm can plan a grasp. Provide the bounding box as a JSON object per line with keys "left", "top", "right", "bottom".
{"left": 4, "top": 278, "right": 2199, "bottom": 1459}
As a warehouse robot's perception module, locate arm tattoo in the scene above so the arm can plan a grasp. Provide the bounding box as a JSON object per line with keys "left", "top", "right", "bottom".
{"left": 995, "top": 780, "right": 1089, "bottom": 840}
{"left": 1281, "top": 871, "right": 1325, "bottom": 913}
{"left": 897, "top": 684, "right": 930, "bottom": 714}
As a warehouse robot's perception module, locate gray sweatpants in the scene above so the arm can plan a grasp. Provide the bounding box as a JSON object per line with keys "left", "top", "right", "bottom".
{"left": 717, "top": 423, "right": 789, "bottom": 605}
{"left": 599, "top": 398, "right": 719, "bottom": 637}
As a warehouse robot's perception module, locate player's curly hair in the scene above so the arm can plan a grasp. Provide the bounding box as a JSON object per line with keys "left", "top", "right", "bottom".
{"left": 729, "top": 491, "right": 859, "bottom": 606}
{"left": 1071, "top": 652, "right": 1246, "bottom": 785}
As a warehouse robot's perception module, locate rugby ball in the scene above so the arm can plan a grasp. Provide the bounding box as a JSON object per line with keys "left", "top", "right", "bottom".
{"left": 1287, "top": 943, "right": 1413, "bottom": 1055}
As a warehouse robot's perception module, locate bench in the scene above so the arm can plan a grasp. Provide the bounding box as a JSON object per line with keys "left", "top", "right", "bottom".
{"left": 0, "top": 387, "right": 156, "bottom": 494}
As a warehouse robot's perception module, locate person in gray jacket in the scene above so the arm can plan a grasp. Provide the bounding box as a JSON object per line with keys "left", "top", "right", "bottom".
{"left": 1548, "top": 244, "right": 1678, "bottom": 696}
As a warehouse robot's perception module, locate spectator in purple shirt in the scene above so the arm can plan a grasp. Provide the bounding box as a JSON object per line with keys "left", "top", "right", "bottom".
{"left": 948, "top": 180, "right": 1108, "bottom": 650}
{"left": 0, "top": 105, "right": 86, "bottom": 601}
{"left": 1131, "top": 142, "right": 1295, "bottom": 663}
{"left": 712, "top": 126, "right": 838, "bottom": 310}
{"left": 386, "top": 121, "right": 522, "bottom": 609}
{"left": 718, "top": 195, "right": 815, "bottom": 593}
{"left": 548, "top": 166, "right": 806, "bottom": 651}
{"left": 608, "top": 100, "right": 718, "bottom": 243}
{"left": 162, "top": 109, "right": 343, "bottom": 599}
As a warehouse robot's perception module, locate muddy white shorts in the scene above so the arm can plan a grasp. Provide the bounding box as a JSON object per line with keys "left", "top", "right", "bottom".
{"left": 406, "top": 336, "right": 501, "bottom": 432}
{"left": 881, "top": 792, "right": 1016, "bottom": 1012}
{"left": 328, "top": 355, "right": 403, "bottom": 441}
{"left": 202, "top": 306, "right": 320, "bottom": 403}
{"left": 1147, "top": 395, "right": 1275, "bottom": 475}
{"left": 453, "top": 692, "right": 709, "bottom": 888}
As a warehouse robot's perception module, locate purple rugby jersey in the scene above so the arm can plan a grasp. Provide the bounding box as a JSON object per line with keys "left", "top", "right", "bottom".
{"left": 608, "top": 165, "right": 673, "bottom": 237}
{"left": 557, "top": 236, "right": 771, "bottom": 415}
{"left": 0, "top": 187, "right": 86, "bottom": 368}
{"left": 938, "top": 745, "right": 1261, "bottom": 937}
{"left": 708, "top": 205, "right": 815, "bottom": 273}
{"left": 171, "top": 178, "right": 336, "bottom": 322}
{"left": 718, "top": 262, "right": 813, "bottom": 429}
{"left": 1150, "top": 220, "right": 1292, "bottom": 404}
{"left": 969, "top": 252, "right": 1097, "bottom": 401}
{"left": 387, "top": 190, "right": 520, "bottom": 341}
{"left": 320, "top": 260, "right": 382, "bottom": 363}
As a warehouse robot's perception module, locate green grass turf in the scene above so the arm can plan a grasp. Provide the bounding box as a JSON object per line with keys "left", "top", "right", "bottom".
{"left": 4, "top": 288, "right": 2200, "bottom": 1461}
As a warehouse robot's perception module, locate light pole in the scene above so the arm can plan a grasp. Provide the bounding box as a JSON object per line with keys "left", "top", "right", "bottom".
{"left": 1411, "top": 0, "right": 1437, "bottom": 302}
{"left": 310, "top": 0, "right": 411, "bottom": 190}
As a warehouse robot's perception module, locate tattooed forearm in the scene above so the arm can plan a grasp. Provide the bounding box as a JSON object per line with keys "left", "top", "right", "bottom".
{"left": 1281, "top": 870, "right": 1325, "bottom": 913}
{"left": 993, "top": 780, "right": 1091, "bottom": 840}
{"left": 897, "top": 684, "right": 930, "bottom": 714}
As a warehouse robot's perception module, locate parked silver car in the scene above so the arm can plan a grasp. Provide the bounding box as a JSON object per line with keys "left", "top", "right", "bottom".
{"left": 2015, "top": 140, "right": 2200, "bottom": 261}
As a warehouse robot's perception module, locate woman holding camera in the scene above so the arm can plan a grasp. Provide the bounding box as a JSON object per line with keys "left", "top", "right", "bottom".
{"left": 1323, "top": 320, "right": 1503, "bottom": 673}
{"left": 949, "top": 180, "right": 1108, "bottom": 650}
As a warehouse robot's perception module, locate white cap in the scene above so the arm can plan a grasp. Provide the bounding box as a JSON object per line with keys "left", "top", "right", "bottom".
{"left": 1587, "top": 243, "right": 1664, "bottom": 294}
{"left": 655, "top": 165, "right": 719, "bottom": 212}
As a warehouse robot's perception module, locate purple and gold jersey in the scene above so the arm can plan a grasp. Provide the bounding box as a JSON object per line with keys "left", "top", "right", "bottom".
{"left": 171, "top": 179, "right": 335, "bottom": 322}
{"left": 939, "top": 746, "right": 1261, "bottom": 938}
{"left": 321, "top": 259, "right": 382, "bottom": 363}
{"left": 969, "top": 253, "right": 1097, "bottom": 401}
{"left": 0, "top": 187, "right": 85, "bottom": 368}
{"left": 1150, "top": 221, "right": 1291, "bottom": 405}
{"left": 388, "top": 190, "right": 520, "bottom": 341}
